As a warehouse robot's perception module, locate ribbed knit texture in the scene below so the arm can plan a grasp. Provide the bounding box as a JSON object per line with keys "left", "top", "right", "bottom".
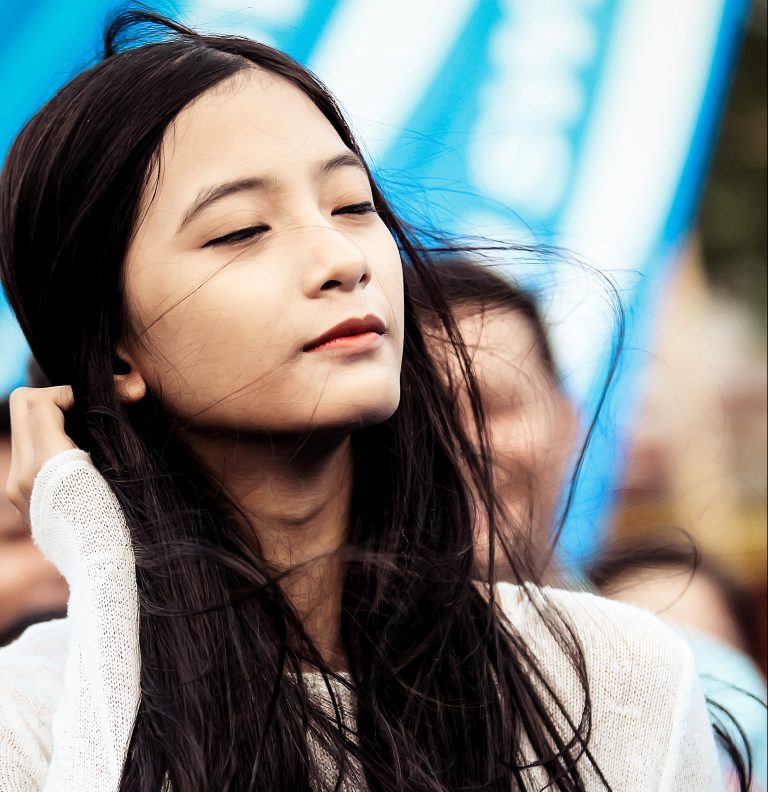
{"left": 0, "top": 451, "right": 723, "bottom": 790}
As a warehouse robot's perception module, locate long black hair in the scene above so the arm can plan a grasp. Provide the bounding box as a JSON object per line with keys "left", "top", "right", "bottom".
{"left": 0, "top": 11, "right": 609, "bottom": 791}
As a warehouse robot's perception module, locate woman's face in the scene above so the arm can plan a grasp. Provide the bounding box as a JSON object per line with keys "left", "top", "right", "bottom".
{"left": 446, "top": 308, "right": 577, "bottom": 573}
{"left": 122, "top": 68, "right": 404, "bottom": 434}
{"left": 462, "top": 310, "right": 576, "bottom": 527}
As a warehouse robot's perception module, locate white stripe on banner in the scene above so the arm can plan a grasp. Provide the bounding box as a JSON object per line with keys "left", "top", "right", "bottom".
{"left": 550, "top": 0, "right": 727, "bottom": 397}
{"left": 308, "top": 0, "right": 478, "bottom": 161}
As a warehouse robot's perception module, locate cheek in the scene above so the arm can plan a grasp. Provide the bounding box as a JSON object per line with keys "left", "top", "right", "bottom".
{"left": 490, "top": 404, "right": 558, "bottom": 476}
{"left": 126, "top": 264, "right": 295, "bottom": 408}
{"left": 368, "top": 229, "right": 404, "bottom": 331}
{"left": 491, "top": 413, "right": 538, "bottom": 459}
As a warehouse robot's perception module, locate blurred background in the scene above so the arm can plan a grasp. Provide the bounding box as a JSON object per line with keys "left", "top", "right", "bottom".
{"left": 611, "top": 2, "right": 767, "bottom": 675}
{"left": 0, "top": 0, "right": 765, "bottom": 692}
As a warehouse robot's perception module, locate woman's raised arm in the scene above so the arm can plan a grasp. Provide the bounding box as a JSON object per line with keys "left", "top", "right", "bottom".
{"left": 0, "top": 388, "right": 140, "bottom": 791}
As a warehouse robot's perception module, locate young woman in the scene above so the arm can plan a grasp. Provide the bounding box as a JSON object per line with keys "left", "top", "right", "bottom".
{"left": 0, "top": 11, "right": 724, "bottom": 791}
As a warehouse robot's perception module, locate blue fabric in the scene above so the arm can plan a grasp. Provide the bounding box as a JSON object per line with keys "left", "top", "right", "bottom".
{"left": 683, "top": 628, "right": 767, "bottom": 790}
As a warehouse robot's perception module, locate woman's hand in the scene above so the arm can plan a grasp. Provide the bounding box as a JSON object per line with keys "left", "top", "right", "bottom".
{"left": 6, "top": 386, "right": 77, "bottom": 525}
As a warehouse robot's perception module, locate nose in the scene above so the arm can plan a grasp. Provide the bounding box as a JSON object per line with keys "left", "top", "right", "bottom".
{"left": 297, "top": 224, "right": 372, "bottom": 297}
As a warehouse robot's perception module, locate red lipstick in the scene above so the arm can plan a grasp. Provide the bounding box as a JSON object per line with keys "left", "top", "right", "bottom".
{"left": 303, "top": 314, "right": 386, "bottom": 352}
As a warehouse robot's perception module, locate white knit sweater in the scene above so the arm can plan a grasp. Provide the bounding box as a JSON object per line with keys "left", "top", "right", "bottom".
{"left": 0, "top": 450, "right": 724, "bottom": 791}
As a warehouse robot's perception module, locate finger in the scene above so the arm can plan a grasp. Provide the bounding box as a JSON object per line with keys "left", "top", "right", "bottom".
{"left": 8, "top": 389, "right": 58, "bottom": 462}
{"left": 10, "top": 385, "right": 75, "bottom": 413}
{"left": 41, "top": 385, "right": 75, "bottom": 412}
{"left": 7, "top": 386, "right": 77, "bottom": 490}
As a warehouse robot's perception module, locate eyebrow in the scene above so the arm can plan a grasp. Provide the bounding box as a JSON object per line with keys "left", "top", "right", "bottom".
{"left": 177, "top": 151, "right": 368, "bottom": 233}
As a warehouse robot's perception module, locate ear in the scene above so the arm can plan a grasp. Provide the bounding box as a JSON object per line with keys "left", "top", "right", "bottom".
{"left": 113, "top": 345, "right": 147, "bottom": 404}
{"left": 555, "top": 392, "right": 580, "bottom": 454}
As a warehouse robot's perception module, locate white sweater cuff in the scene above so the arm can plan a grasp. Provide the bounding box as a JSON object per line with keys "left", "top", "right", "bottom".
{"left": 29, "top": 449, "right": 134, "bottom": 584}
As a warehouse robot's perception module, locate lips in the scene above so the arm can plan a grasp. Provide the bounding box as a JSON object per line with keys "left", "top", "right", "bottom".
{"left": 303, "top": 314, "right": 386, "bottom": 352}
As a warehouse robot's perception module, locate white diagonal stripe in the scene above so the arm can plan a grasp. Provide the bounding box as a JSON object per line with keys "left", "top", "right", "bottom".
{"left": 309, "top": 0, "right": 478, "bottom": 161}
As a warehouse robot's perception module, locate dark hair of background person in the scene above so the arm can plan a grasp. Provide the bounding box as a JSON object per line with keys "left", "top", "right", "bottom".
{"left": 0, "top": 11, "right": 741, "bottom": 792}
{"left": 587, "top": 533, "right": 758, "bottom": 669}
{"left": 406, "top": 257, "right": 559, "bottom": 382}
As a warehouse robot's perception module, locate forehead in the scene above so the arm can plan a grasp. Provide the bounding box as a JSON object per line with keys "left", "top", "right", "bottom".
{"left": 455, "top": 308, "right": 556, "bottom": 393}
{"left": 155, "top": 68, "right": 346, "bottom": 193}
{"left": 459, "top": 308, "right": 541, "bottom": 368}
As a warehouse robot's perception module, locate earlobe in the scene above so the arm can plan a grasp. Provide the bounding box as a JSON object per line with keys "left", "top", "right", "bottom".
{"left": 558, "top": 397, "right": 580, "bottom": 451}
{"left": 113, "top": 348, "right": 147, "bottom": 403}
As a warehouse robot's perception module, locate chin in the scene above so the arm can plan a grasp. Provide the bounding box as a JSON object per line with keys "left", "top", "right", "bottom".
{"left": 174, "top": 365, "right": 402, "bottom": 435}
{"left": 318, "top": 382, "right": 402, "bottom": 431}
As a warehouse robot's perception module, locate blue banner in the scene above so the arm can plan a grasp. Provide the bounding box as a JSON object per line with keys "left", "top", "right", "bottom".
{"left": 0, "top": 0, "right": 749, "bottom": 562}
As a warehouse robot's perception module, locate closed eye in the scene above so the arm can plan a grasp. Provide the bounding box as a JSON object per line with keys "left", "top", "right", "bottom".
{"left": 202, "top": 203, "right": 374, "bottom": 248}
{"left": 203, "top": 225, "right": 269, "bottom": 248}
{"left": 332, "top": 201, "right": 377, "bottom": 216}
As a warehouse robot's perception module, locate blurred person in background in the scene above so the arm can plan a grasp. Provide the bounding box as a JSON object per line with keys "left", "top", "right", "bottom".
{"left": 613, "top": 240, "right": 766, "bottom": 602}
{"left": 410, "top": 256, "right": 765, "bottom": 788}
{"left": 607, "top": 236, "right": 768, "bottom": 789}
{"left": 0, "top": 373, "right": 68, "bottom": 646}
{"left": 406, "top": 258, "right": 579, "bottom": 584}
{"left": 588, "top": 535, "right": 767, "bottom": 791}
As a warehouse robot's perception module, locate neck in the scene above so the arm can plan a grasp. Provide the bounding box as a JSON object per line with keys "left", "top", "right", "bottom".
{"left": 182, "top": 428, "right": 353, "bottom": 669}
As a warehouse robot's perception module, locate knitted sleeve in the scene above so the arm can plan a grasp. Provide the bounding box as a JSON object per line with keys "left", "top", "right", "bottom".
{"left": 0, "top": 449, "right": 140, "bottom": 792}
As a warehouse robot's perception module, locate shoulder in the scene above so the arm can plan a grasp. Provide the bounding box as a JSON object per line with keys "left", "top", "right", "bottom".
{"left": 0, "top": 617, "right": 69, "bottom": 735}
{"left": 0, "top": 615, "right": 69, "bottom": 675}
{"left": 494, "top": 584, "right": 721, "bottom": 789}
{"left": 496, "top": 582, "right": 694, "bottom": 678}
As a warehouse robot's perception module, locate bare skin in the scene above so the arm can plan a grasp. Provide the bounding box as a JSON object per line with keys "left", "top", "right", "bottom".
{"left": 429, "top": 307, "right": 578, "bottom": 580}
{"left": 191, "top": 431, "right": 354, "bottom": 667}
{"left": 457, "top": 309, "right": 577, "bottom": 546}
{"left": 6, "top": 386, "right": 76, "bottom": 523}
{"left": 0, "top": 436, "right": 69, "bottom": 635}
{"left": 6, "top": 69, "right": 406, "bottom": 669}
